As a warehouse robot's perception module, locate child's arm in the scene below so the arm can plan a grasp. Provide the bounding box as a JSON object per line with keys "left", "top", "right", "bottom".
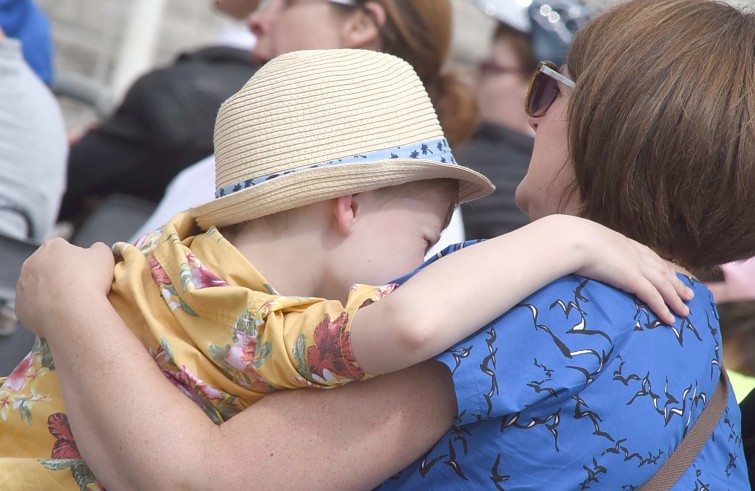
{"left": 350, "top": 214, "right": 693, "bottom": 375}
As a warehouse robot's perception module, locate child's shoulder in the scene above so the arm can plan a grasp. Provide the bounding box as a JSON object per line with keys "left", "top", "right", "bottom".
{"left": 393, "top": 240, "right": 484, "bottom": 285}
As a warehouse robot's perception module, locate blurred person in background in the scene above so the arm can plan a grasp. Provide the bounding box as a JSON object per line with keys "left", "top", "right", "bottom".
{"left": 707, "top": 259, "right": 755, "bottom": 402}
{"left": 213, "top": 0, "right": 260, "bottom": 48}
{"left": 0, "top": 26, "right": 66, "bottom": 334}
{"left": 130, "top": 0, "right": 476, "bottom": 249}
{"left": 459, "top": 0, "right": 591, "bottom": 239}
{"left": 707, "top": 258, "right": 755, "bottom": 485}
{"left": 0, "top": 27, "right": 66, "bottom": 242}
{"left": 57, "top": 0, "right": 262, "bottom": 228}
{"left": 0, "top": 0, "right": 53, "bottom": 83}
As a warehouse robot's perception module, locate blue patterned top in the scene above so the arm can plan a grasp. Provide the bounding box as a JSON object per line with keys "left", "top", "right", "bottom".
{"left": 379, "top": 242, "right": 749, "bottom": 490}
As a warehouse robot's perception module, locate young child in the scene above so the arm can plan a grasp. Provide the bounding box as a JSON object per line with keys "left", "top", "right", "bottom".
{"left": 0, "top": 49, "right": 689, "bottom": 489}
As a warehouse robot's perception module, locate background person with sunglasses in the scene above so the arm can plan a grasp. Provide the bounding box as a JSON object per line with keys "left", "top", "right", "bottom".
{"left": 8, "top": 0, "right": 754, "bottom": 489}
{"left": 458, "top": 0, "right": 591, "bottom": 240}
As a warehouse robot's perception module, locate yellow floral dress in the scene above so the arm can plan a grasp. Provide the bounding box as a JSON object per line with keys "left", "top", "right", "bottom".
{"left": 0, "top": 212, "right": 394, "bottom": 490}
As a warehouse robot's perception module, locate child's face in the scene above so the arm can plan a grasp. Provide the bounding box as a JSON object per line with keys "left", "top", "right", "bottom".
{"left": 344, "top": 190, "right": 453, "bottom": 287}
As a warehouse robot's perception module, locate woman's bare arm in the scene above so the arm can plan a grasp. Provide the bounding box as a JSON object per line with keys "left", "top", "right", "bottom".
{"left": 15, "top": 240, "right": 456, "bottom": 490}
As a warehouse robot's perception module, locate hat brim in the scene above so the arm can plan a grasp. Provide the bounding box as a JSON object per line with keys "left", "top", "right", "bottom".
{"left": 191, "top": 158, "right": 495, "bottom": 229}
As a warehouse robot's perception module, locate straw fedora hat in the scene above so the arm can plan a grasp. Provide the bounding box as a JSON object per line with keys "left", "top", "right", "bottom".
{"left": 191, "top": 49, "right": 494, "bottom": 229}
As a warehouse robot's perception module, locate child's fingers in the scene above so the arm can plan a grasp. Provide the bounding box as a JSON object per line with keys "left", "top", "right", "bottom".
{"left": 632, "top": 275, "right": 676, "bottom": 325}
{"left": 653, "top": 274, "right": 690, "bottom": 320}
{"left": 632, "top": 241, "right": 693, "bottom": 320}
{"left": 635, "top": 263, "right": 689, "bottom": 324}
{"left": 668, "top": 267, "right": 694, "bottom": 301}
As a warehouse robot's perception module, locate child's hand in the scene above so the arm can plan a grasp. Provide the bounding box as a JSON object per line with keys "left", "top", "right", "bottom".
{"left": 15, "top": 239, "right": 115, "bottom": 337}
{"left": 569, "top": 217, "right": 693, "bottom": 324}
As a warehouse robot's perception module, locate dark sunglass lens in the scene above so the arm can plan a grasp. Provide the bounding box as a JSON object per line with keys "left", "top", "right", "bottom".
{"left": 530, "top": 74, "right": 559, "bottom": 117}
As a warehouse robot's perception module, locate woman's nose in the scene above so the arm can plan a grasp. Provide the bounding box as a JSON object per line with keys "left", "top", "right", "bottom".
{"left": 247, "top": 1, "right": 274, "bottom": 37}
{"left": 247, "top": 10, "right": 265, "bottom": 37}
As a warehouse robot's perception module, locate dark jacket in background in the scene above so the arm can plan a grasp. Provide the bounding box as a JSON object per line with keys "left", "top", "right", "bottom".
{"left": 457, "top": 122, "right": 534, "bottom": 240}
{"left": 740, "top": 388, "right": 755, "bottom": 486}
{"left": 59, "top": 46, "right": 258, "bottom": 222}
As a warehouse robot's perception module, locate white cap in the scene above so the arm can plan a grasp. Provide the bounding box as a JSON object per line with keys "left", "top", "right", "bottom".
{"left": 475, "top": 0, "right": 533, "bottom": 33}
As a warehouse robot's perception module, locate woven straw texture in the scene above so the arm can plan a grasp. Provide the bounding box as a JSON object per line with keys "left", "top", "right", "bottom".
{"left": 191, "top": 49, "right": 494, "bottom": 228}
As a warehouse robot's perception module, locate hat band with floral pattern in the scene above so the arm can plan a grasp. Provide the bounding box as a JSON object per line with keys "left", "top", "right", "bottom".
{"left": 215, "top": 137, "right": 456, "bottom": 198}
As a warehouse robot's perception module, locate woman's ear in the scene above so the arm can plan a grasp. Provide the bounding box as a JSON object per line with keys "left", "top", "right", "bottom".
{"left": 340, "top": 1, "right": 386, "bottom": 50}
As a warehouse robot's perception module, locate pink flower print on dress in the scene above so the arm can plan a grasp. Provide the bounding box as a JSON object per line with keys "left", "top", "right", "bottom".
{"left": 0, "top": 392, "right": 12, "bottom": 421}
{"left": 161, "top": 367, "right": 195, "bottom": 400}
{"left": 186, "top": 252, "right": 228, "bottom": 289}
{"left": 376, "top": 283, "right": 398, "bottom": 297}
{"left": 307, "top": 312, "right": 365, "bottom": 385}
{"left": 224, "top": 330, "right": 276, "bottom": 393}
{"left": 150, "top": 256, "right": 198, "bottom": 316}
{"left": 356, "top": 283, "right": 399, "bottom": 309}
{"left": 132, "top": 228, "right": 162, "bottom": 253}
{"left": 149, "top": 256, "right": 172, "bottom": 286}
{"left": 3, "top": 354, "right": 33, "bottom": 392}
{"left": 172, "top": 365, "right": 223, "bottom": 401}
{"left": 225, "top": 331, "right": 256, "bottom": 371}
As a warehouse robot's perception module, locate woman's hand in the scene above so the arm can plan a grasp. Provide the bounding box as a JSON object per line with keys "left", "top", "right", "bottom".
{"left": 566, "top": 216, "right": 693, "bottom": 324}
{"left": 15, "top": 239, "right": 114, "bottom": 337}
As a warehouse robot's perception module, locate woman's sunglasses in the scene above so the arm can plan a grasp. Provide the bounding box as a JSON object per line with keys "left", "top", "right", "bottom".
{"left": 260, "top": 0, "right": 356, "bottom": 11}
{"left": 525, "top": 61, "right": 576, "bottom": 118}
{"left": 478, "top": 61, "right": 526, "bottom": 77}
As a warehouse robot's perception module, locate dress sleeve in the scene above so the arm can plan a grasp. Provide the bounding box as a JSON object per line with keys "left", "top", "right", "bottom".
{"left": 251, "top": 283, "right": 398, "bottom": 390}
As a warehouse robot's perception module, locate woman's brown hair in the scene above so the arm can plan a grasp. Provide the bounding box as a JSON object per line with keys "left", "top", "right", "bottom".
{"left": 566, "top": 0, "right": 755, "bottom": 270}
{"left": 345, "top": 0, "right": 477, "bottom": 147}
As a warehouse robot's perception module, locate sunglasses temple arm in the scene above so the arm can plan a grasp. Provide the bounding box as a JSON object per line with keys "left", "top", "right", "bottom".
{"left": 540, "top": 64, "right": 576, "bottom": 88}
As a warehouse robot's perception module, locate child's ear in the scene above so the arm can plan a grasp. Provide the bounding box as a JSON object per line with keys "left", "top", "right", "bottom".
{"left": 333, "top": 195, "right": 357, "bottom": 236}
{"left": 340, "top": 2, "right": 385, "bottom": 49}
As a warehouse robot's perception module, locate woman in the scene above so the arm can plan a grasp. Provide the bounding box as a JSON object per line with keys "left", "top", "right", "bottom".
{"left": 247, "top": 0, "right": 474, "bottom": 147}
{"left": 13, "top": 0, "right": 754, "bottom": 489}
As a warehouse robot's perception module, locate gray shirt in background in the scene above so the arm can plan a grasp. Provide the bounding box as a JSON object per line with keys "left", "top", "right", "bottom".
{"left": 0, "top": 37, "right": 66, "bottom": 241}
